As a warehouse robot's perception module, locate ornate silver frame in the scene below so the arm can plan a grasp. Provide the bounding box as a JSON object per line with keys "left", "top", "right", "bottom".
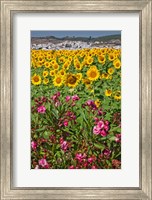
{"left": 0, "top": 0, "right": 151, "bottom": 199}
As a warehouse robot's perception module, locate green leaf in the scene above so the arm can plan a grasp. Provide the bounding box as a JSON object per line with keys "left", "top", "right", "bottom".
{"left": 35, "top": 127, "right": 46, "bottom": 132}
{"left": 94, "top": 143, "right": 105, "bottom": 151}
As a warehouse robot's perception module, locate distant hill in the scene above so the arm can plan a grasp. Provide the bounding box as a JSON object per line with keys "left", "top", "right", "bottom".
{"left": 31, "top": 34, "right": 121, "bottom": 44}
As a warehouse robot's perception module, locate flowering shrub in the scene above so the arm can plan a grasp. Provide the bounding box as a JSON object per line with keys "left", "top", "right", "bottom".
{"left": 31, "top": 48, "right": 121, "bottom": 169}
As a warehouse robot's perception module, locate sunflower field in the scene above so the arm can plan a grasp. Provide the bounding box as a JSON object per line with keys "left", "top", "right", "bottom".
{"left": 31, "top": 47, "right": 121, "bottom": 169}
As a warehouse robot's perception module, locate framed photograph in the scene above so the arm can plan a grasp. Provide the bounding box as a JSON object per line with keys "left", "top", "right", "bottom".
{"left": 0, "top": 0, "right": 151, "bottom": 199}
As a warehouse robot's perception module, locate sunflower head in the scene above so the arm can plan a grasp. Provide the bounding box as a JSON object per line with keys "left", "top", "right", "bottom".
{"left": 53, "top": 75, "right": 64, "bottom": 87}
{"left": 43, "top": 78, "right": 49, "bottom": 85}
{"left": 105, "top": 89, "right": 112, "bottom": 97}
{"left": 82, "top": 78, "right": 92, "bottom": 85}
{"left": 31, "top": 74, "right": 41, "bottom": 85}
{"left": 44, "top": 61, "right": 51, "bottom": 68}
{"left": 98, "top": 54, "right": 106, "bottom": 64}
{"left": 113, "top": 59, "right": 121, "bottom": 69}
{"left": 76, "top": 73, "right": 82, "bottom": 82}
{"left": 74, "top": 61, "right": 82, "bottom": 70}
{"left": 66, "top": 73, "right": 79, "bottom": 88}
{"left": 114, "top": 91, "right": 121, "bottom": 100}
{"left": 108, "top": 53, "right": 116, "bottom": 61}
{"left": 63, "top": 62, "right": 70, "bottom": 70}
{"left": 108, "top": 67, "right": 114, "bottom": 75}
{"left": 43, "top": 70, "right": 49, "bottom": 77}
{"left": 95, "top": 99, "right": 101, "bottom": 108}
{"left": 87, "top": 66, "right": 100, "bottom": 81}
{"left": 86, "top": 56, "right": 94, "bottom": 65}
{"left": 50, "top": 70, "right": 56, "bottom": 77}
{"left": 53, "top": 63, "right": 59, "bottom": 70}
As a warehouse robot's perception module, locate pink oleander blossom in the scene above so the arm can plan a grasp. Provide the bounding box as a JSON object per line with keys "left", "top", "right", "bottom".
{"left": 103, "top": 149, "right": 111, "bottom": 156}
{"left": 37, "top": 105, "right": 46, "bottom": 113}
{"left": 98, "top": 120, "right": 104, "bottom": 129}
{"left": 75, "top": 153, "right": 86, "bottom": 162}
{"left": 93, "top": 126, "right": 101, "bottom": 135}
{"left": 105, "top": 120, "right": 110, "bottom": 125}
{"left": 31, "top": 141, "right": 37, "bottom": 150}
{"left": 60, "top": 141, "right": 68, "bottom": 151}
{"left": 38, "top": 158, "right": 48, "bottom": 167}
{"left": 63, "top": 120, "right": 68, "bottom": 127}
{"left": 69, "top": 165, "right": 75, "bottom": 169}
{"left": 91, "top": 165, "right": 97, "bottom": 169}
{"left": 104, "top": 125, "right": 109, "bottom": 132}
{"left": 100, "top": 129, "right": 107, "bottom": 137}
{"left": 88, "top": 157, "right": 95, "bottom": 163}
{"left": 115, "top": 134, "right": 121, "bottom": 143}
{"left": 72, "top": 95, "right": 79, "bottom": 101}
{"left": 66, "top": 96, "right": 71, "bottom": 102}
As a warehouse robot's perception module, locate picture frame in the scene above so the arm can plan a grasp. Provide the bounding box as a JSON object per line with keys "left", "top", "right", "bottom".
{"left": 0, "top": 0, "right": 151, "bottom": 199}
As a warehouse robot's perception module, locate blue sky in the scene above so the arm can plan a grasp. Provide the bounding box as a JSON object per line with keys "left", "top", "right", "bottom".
{"left": 31, "top": 31, "right": 121, "bottom": 38}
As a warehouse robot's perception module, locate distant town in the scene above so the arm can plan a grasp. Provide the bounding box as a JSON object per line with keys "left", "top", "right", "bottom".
{"left": 31, "top": 34, "right": 121, "bottom": 50}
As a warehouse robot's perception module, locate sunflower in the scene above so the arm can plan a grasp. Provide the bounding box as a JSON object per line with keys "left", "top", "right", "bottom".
{"left": 31, "top": 74, "right": 41, "bottom": 85}
{"left": 82, "top": 78, "right": 92, "bottom": 86}
{"left": 66, "top": 73, "right": 79, "bottom": 88}
{"left": 105, "top": 89, "right": 112, "bottom": 97}
{"left": 95, "top": 99, "right": 101, "bottom": 108}
{"left": 63, "top": 62, "right": 70, "bottom": 71}
{"left": 52, "top": 63, "right": 59, "bottom": 70}
{"left": 44, "top": 61, "right": 51, "bottom": 68}
{"left": 50, "top": 70, "right": 56, "bottom": 77}
{"left": 51, "top": 60, "right": 57, "bottom": 65}
{"left": 76, "top": 73, "right": 82, "bottom": 82}
{"left": 43, "top": 78, "right": 49, "bottom": 85}
{"left": 53, "top": 75, "right": 64, "bottom": 87}
{"left": 74, "top": 61, "right": 82, "bottom": 70}
{"left": 86, "top": 56, "right": 94, "bottom": 65}
{"left": 114, "top": 91, "right": 121, "bottom": 100}
{"left": 98, "top": 54, "right": 106, "bottom": 64}
{"left": 113, "top": 59, "right": 121, "bottom": 69}
{"left": 108, "top": 53, "right": 116, "bottom": 61}
{"left": 108, "top": 67, "right": 114, "bottom": 75}
{"left": 37, "top": 56, "right": 44, "bottom": 64}
{"left": 87, "top": 66, "right": 100, "bottom": 81}
{"left": 59, "top": 69, "right": 66, "bottom": 77}
{"left": 43, "top": 70, "right": 49, "bottom": 77}
{"left": 59, "top": 56, "right": 65, "bottom": 63}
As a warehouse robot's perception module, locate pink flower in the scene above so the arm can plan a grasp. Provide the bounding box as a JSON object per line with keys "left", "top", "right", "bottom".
{"left": 66, "top": 96, "right": 71, "bottom": 102}
{"left": 105, "top": 120, "right": 109, "bottom": 125}
{"left": 55, "top": 101, "right": 61, "bottom": 107}
{"left": 93, "top": 126, "right": 101, "bottom": 135}
{"left": 31, "top": 141, "right": 37, "bottom": 150}
{"left": 72, "top": 95, "right": 79, "bottom": 101}
{"left": 104, "top": 125, "right": 109, "bottom": 132}
{"left": 38, "top": 158, "right": 48, "bottom": 167}
{"left": 75, "top": 153, "right": 86, "bottom": 162}
{"left": 103, "top": 149, "right": 111, "bottom": 156}
{"left": 56, "top": 91, "right": 60, "bottom": 97}
{"left": 86, "top": 100, "right": 94, "bottom": 106}
{"left": 69, "top": 165, "right": 75, "bottom": 169}
{"left": 88, "top": 157, "right": 95, "bottom": 163}
{"left": 98, "top": 120, "right": 104, "bottom": 129}
{"left": 37, "top": 105, "right": 46, "bottom": 113}
{"left": 60, "top": 137, "right": 64, "bottom": 144}
{"left": 115, "top": 134, "right": 121, "bottom": 143}
{"left": 35, "top": 165, "right": 39, "bottom": 169}
{"left": 63, "top": 120, "right": 68, "bottom": 127}
{"left": 100, "top": 130, "right": 107, "bottom": 137}
{"left": 60, "top": 141, "right": 68, "bottom": 151}
{"left": 98, "top": 110, "right": 103, "bottom": 116}
{"left": 52, "top": 92, "right": 60, "bottom": 101}
{"left": 91, "top": 165, "right": 97, "bottom": 169}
